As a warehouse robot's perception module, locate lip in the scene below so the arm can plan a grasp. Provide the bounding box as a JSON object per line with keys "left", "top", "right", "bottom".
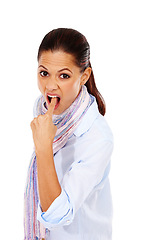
{"left": 46, "top": 93, "right": 61, "bottom": 110}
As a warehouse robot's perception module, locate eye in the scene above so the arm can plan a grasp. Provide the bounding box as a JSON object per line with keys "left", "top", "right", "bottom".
{"left": 60, "top": 73, "right": 70, "bottom": 79}
{"left": 40, "top": 71, "right": 49, "bottom": 77}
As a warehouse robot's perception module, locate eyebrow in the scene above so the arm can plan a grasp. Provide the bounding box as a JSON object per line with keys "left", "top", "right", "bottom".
{"left": 38, "top": 65, "right": 73, "bottom": 74}
{"left": 58, "top": 68, "right": 73, "bottom": 74}
{"left": 38, "top": 65, "right": 48, "bottom": 70}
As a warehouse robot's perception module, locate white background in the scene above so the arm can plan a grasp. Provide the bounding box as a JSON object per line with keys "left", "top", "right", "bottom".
{"left": 0, "top": 0, "right": 160, "bottom": 239}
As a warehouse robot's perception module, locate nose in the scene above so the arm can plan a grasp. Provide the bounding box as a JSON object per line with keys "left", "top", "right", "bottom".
{"left": 46, "top": 77, "right": 58, "bottom": 91}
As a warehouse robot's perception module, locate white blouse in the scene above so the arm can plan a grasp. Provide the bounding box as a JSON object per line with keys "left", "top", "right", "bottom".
{"left": 37, "top": 97, "right": 114, "bottom": 240}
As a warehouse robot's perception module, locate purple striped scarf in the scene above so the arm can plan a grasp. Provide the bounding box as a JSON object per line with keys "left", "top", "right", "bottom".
{"left": 24, "top": 86, "right": 92, "bottom": 239}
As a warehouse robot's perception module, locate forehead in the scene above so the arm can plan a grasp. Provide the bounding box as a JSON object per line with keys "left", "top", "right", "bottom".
{"left": 38, "top": 50, "right": 77, "bottom": 69}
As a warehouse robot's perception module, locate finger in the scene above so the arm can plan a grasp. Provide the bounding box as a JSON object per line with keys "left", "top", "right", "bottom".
{"left": 30, "top": 119, "right": 36, "bottom": 130}
{"left": 47, "top": 97, "right": 57, "bottom": 116}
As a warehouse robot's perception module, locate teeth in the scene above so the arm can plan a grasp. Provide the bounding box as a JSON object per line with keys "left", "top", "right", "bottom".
{"left": 48, "top": 95, "right": 57, "bottom": 98}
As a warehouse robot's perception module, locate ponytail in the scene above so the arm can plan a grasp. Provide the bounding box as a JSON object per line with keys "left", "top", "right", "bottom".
{"left": 85, "top": 63, "right": 106, "bottom": 116}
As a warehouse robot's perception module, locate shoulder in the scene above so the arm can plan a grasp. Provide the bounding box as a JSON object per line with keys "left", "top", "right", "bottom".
{"left": 68, "top": 99, "right": 113, "bottom": 170}
{"left": 73, "top": 96, "right": 113, "bottom": 144}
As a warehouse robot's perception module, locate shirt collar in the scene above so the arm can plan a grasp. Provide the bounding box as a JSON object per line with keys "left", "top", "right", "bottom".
{"left": 73, "top": 97, "right": 100, "bottom": 137}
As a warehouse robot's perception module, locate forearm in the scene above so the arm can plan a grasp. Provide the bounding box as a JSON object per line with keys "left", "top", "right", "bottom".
{"left": 36, "top": 145, "right": 61, "bottom": 212}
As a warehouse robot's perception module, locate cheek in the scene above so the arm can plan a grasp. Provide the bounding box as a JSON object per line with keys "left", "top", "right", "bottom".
{"left": 37, "top": 78, "right": 45, "bottom": 93}
{"left": 64, "top": 81, "right": 81, "bottom": 99}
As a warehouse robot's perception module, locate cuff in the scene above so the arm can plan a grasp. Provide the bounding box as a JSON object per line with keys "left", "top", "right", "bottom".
{"left": 37, "top": 189, "right": 74, "bottom": 230}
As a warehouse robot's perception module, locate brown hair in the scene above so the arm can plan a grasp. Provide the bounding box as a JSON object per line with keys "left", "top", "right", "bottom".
{"left": 37, "top": 28, "right": 106, "bottom": 116}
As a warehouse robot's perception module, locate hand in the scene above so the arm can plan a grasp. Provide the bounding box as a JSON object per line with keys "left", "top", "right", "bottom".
{"left": 30, "top": 98, "right": 57, "bottom": 153}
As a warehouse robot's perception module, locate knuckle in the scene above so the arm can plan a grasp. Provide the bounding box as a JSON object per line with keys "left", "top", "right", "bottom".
{"left": 30, "top": 117, "right": 37, "bottom": 127}
{"left": 30, "top": 121, "right": 34, "bottom": 129}
{"left": 45, "top": 113, "right": 50, "bottom": 118}
{"left": 37, "top": 115, "right": 43, "bottom": 121}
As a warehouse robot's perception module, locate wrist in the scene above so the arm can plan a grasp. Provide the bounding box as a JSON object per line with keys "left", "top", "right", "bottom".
{"left": 35, "top": 143, "right": 53, "bottom": 157}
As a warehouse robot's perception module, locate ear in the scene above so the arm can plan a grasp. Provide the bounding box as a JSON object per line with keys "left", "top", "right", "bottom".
{"left": 80, "top": 67, "right": 92, "bottom": 85}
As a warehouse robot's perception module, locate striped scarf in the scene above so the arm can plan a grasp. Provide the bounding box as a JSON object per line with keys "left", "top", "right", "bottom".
{"left": 24, "top": 85, "right": 92, "bottom": 239}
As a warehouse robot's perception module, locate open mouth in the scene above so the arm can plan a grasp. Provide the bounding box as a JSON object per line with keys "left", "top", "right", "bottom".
{"left": 47, "top": 95, "right": 61, "bottom": 110}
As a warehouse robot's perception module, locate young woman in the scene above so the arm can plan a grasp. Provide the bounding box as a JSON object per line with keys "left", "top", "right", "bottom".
{"left": 24, "top": 28, "right": 114, "bottom": 240}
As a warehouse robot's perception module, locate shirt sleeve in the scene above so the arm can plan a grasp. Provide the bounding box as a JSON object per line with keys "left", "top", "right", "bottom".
{"left": 62, "top": 139, "right": 113, "bottom": 213}
{"left": 37, "top": 137, "right": 113, "bottom": 230}
{"left": 37, "top": 189, "right": 74, "bottom": 229}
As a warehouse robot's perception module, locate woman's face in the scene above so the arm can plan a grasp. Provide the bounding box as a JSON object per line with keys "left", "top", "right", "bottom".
{"left": 37, "top": 50, "right": 91, "bottom": 115}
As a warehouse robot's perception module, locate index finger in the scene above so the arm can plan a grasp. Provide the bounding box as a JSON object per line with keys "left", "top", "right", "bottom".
{"left": 47, "top": 97, "right": 57, "bottom": 116}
